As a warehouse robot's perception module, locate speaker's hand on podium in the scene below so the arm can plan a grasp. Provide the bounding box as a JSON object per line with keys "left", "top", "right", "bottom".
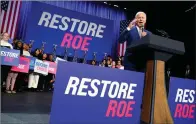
{"left": 127, "top": 19, "right": 136, "bottom": 30}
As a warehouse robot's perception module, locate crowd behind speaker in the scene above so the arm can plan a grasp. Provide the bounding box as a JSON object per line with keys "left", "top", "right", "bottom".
{"left": 0, "top": 32, "right": 193, "bottom": 94}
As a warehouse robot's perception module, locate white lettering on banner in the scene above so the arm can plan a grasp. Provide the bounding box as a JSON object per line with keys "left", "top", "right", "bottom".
{"left": 64, "top": 76, "right": 137, "bottom": 100}
{"left": 34, "top": 59, "right": 49, "bottom": 75}
{"left": 1, "top": 51, "right": 19, "bottom": 58}
{"left": 18, "top": 64, "right": 25, "bottom": 69}
{"left": 175, "top": 88, "right": 195, "bottom": 103}
{"left": 38, "top": 12, "right": 106, "bottom": 38}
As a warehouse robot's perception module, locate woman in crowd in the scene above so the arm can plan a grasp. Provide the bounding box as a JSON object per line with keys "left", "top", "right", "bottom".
{"left": 116, "top": 60, "right": 124, "bottom": 70}
{"left": 99, "top": 59, "right": 106, "bottom": 67}
{"left": 15, "top": 43, "right": 31, "bottom": 92}
{"left": 45, "top": 54, "right": 55, "bottom": 91}
{"left": 111, "top": 61, "right": 116, "bottom": 68}
{"left": 106, "top": 59, "right": 112, "bottom": 68}
{"left": 5, "top": 40, "right": 23, "bottom": 93}
{"left": 28, "top": 48, "right": 41, "bottom": 91}
{"left": 91, "top": 60, "right": 96, "bottom": 66}
{"left": 37, "top": 53, "right": 47, "bottom": 91}
{"left": 0, "top": 32, "right": 13, "bottom": 90}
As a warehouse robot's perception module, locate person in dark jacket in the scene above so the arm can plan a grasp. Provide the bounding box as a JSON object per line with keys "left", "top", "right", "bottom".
{"left": 45, "top": 54, "right": 55, "bottom": 91}
{"left": 37, "top": 53, "right": 48, "bottom": 91}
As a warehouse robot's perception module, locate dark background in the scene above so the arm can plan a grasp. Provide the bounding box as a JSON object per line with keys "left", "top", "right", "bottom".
{"left": 100, "top": 1, "right": 196, "bottom": 79}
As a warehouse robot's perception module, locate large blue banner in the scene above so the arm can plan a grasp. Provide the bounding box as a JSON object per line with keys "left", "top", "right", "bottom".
{"left": 0, "top": 47, "right": 20, "bottom": 66}
{"left": 50, "top": 62, "right": 145, "bottom": 124}
{"left": 25, "top": 2, "right": 114, "bottom": 61}
{"left": 168, "top": 77, "right": 196, "bottom": 124}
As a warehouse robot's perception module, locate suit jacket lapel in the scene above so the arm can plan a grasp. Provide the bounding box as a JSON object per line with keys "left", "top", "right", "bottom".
{"left": 132, "top": 26, "right": 140, "bottom": 40}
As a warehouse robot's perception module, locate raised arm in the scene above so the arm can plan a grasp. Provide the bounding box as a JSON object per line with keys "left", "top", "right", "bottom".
{"left": 118, "top": 19, "right": 136, "bottom": 43}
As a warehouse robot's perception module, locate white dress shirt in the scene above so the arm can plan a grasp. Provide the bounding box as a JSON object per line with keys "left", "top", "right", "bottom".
{"left": 127, "top": 26, "right": 142, "bottom": 37}
{"left": 23, "top": 50, "right": 31, "bottom": 56}
{"left": 0, "top": 40, "right": 13, "bottom": 49}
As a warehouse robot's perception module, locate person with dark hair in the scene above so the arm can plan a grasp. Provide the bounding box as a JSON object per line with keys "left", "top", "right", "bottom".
{"left": 37, "top": 53, "right": 47, "bottom": 91}
{"left": 5, "top": 40, "right": 23, "bottom": 93}
{"left": 12, "top": 37, "right": 20, "bottom": 48}
{"left": 91, "top": 60, "right": 96, "bottom": 66}
{"left": 15, "top": 43, "right": 31, "bottom": 92}
{"left": 99, "top": 59, "right": 106, "bottom": 67}
{"left": 116, "top": 60, "right": 124, "bottom": 70}
{"left": 28, "top": 48, "right": 41, "bottom": 91}
{"left": 106, "top": 59, "right": 112, "bottom": 68}
{"left": 45, "top": 54, "right": 55, "bottom": 91}
{"left": 111, "top": 61, "right": 116, "bottom": 68}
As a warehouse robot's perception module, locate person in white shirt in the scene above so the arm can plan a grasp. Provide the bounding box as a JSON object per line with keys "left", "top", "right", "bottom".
{"left": 0, "top": 32, "right": 13, "bottom": 49}
{"left": 0, "top": 32, "right": 13, "bottom": 90}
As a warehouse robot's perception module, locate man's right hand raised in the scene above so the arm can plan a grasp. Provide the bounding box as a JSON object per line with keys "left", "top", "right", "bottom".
{"left": 127, "top": 19, "right": 136, "bottom": 31}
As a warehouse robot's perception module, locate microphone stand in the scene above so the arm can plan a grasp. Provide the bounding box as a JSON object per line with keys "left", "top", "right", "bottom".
{"left": 72, "top": 49, "right": 77, "bottom": 62}
{"left": 185, "top": 65, "right": 190, "bottom": 78}
{"left": 156, "top": 29, "right": 170, "bottom": 38}
{"left": 29, "top": 40, "right": 34, "bottom": 53}
{"left": 63, "top": 45, "right": 68, "bottom": 61}
{"left": 41, "top": 42, "right": 46, "bottom": 54}
{"left": 53, "top": 44, "right": 57, "bottom": 61}
{"left": 82, "top": 51, "right": 87, "bottom": 64}
{"left": 166, "top": 68, "right": 171, "bottom": 97}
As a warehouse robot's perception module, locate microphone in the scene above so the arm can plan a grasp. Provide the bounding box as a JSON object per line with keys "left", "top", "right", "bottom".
{"left": 141, "top": 24, "right": 144, "bottom": 32}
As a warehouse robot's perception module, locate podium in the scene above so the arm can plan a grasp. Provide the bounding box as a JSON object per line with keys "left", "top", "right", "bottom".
{"left": 126, "top": 34, "right": 185, "bottom": 124}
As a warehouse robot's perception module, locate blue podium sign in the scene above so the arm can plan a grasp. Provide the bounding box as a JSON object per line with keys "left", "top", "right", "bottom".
{"left": 168, "top": 77, "right": 196, "bottom": 124}
{"left": 50, "top": 62, "right": 145, "bottom": 124}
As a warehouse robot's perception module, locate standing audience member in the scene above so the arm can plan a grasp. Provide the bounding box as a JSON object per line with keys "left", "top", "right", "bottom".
{"left": 111, "top": 61, "right": 116, "bottom": 68}
{"left": 91, "top": 60, "right": 96, "bottom": 66}
{"left": 5, "top": 40, "right": 23, "bottom": 93}
{"left": 16, "top": 43, "right": 31, "bottom": 92}
{"left": 45, "top": 54, "right": 55, "bottom": 91}
{"left": 99, "top": 59, "right": 106, "bottom": 67}
{"left": 28, "top": 48, "right": 41, "bottom": 91}
{"left": 0, "top": 32, "right": 13, "bottom": 89}
{"left": 37, "top": 53, "right": 47, "bottom": 91}
{"left": 116, "top": 60, "right": 124, "bottom": 70}
{"left": 11, "top": 38, "right": 19, "bottom": 48}
{"left": 107, "top": 55, "right": 113, "bottom": 64}
{"left": 106, "top": 59, "right": 112, "bottom": 68}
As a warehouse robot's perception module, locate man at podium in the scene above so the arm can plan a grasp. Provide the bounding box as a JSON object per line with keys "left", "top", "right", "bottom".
{"left": 118, "top": 11, "right": 151, "bottom": 71}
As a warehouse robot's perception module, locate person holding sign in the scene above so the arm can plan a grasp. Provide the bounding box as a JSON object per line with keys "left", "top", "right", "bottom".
{"left": 15, "top": 43, "right": 31, "bottom": 92}
{"left": 5, "top": 40, "right": 23, "bottom": 93}
{"left": 0, "top": 32, "right": 13, "bottom": 90}
{"left": 45, "top": 54, "right": 55, "bottom": 91}
{"left": 28, "top": 48, "right": 41, "bottom": 91}
{"left": 37, "top": 53, "right": 48, "bottom": 91}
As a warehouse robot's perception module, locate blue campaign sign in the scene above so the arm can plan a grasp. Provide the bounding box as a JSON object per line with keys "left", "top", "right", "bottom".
{"left": 168, "top": 77, "right": 196, "bottom": 124}
{"left": 0, "top": 47, "right": 20, "bottom": 66}
{"left": 25, "top": 2, "right": 114, "bottom": 61}
{"left": 25, "top": 56, "right": 36, "bottom": 70}
{"left": 50, "top": 62, "right": 145, "bottom": 124}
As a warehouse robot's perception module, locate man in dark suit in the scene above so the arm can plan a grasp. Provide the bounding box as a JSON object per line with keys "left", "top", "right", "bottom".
{"left": 118, "top": 11, "right": 151, "bottom": 71}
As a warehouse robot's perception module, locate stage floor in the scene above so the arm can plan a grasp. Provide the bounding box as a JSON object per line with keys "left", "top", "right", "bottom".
{"left": 1, "top": 92, "right": 53, "bottom": 124}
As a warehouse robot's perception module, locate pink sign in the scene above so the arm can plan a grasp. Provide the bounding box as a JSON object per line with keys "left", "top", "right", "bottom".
{"left": 45, "top": 61, "right": 57, "bottom": 74}
{"left": 11, "top": 57, "right": 30, "bottom": 73}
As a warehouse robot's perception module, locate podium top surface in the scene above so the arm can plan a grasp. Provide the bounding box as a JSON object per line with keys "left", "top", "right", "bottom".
{"left": 126, "top": 34, "right": 185, "bottom": 55}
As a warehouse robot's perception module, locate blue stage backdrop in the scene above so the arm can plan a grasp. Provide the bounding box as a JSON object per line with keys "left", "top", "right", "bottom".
{"left": 24, "top": 2, "right": 114, "bottom": 61}
{"left": 168, "top": 77, "right": 196, "bottom": 124}
{"left": 17, "top": 1, "right": 127, "bottom": 59}
{"left": 50, "top": 62, "right": 145, "bottom": 124}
